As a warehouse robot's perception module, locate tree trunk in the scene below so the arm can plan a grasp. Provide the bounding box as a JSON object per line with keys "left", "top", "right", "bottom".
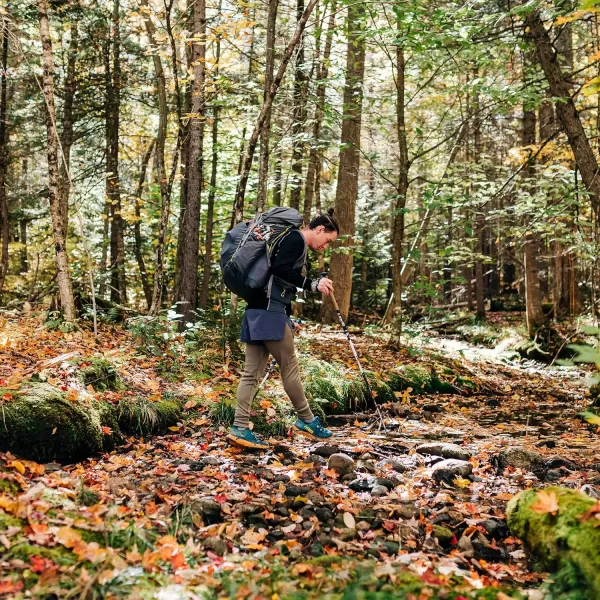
{"left": 472, "top": 79, "right": 485, "bottom": 320}
{"left": 107, "top": 0, "right": 126, "bottom": 304}
{"left": 38, "top": 0, "right": 76, "bottom": 321}
{"left": 134, "top": 139, "right": 155, "bottom": 310}
{"left": 174, "top": 0, "right": 206, "bottom": 321}
{"left": 257, "top": 0, "right": 279, "bottom": 212}
{"left": 199, "top": 9, "right": 222, "bottom": 310}
{"left": 289, "top": 0, "right": 307, "bottom": 211}
{"left": 0, "top": 18, "right": 9, "bottom": 298}
{"left": 526, "top": 11, "right": 600, "bottom": 219}
{"left": 321, "top": 2, "right": 366, "bottom": 322}
{"left": 522, "top": 49, "right": 546, "bottom": 337}
{"left": 58, "top": 22, "right": 78, "bottom": 236}
{"left": 391, "top": 37, "right": 409, "bottom": 319}
{"left": 232, "top": 0, "right": 319, "bottom": 223}
{"left": 304, "top": 1, "right": 335, "bottom": 223}
{"left": 273, "top": 142, "right": 283, "bottom": 207}
{"left": 143, "top": 0, "right": 175, "bottom": 315}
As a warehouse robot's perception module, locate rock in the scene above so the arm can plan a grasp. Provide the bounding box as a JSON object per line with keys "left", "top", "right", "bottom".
{"left": 375, "top": 477, "right": 396, "bottom": 490}
{"left": 371, "top": 485, "right": 388, "bottom": 497}
{"left": 201, "top": 456, "right": 221, "bottom": 466}
{"left": 416, "top": 442, "right": 472, "bottom": 461}
{"left": 327, "top": 453, "right": 355, "bottom": 476}
{"left": 247, "top": 514, "right": 268, "bottom": 528}
{"left": 457, "top": 534, "right": 474, "bottom": 558}
{"left": 545, "top": 470, "right": 561, "bottom": 482}
{"left": 395, "top": 504, "right": 417, "bottom": 520}
{"left": 536, "top": 439, "right": 556, "bottom": 449}
{"left": 312, "top": 445, "right": 340, "bottom": 458}
{"left": 390, "top": 459, "right": 413, "bottom": 474}
{"left": 507, "top": 486, "right": 600, "bottom": 597}
{"left": 203, "top": 536, "right": 227, "bottom": 556}
{"left": 379, "top": 540, "right": 400, "bottom": 555}
{"left": 191, "top": 498, "right": 222, "bottom": 524}
{"left": 487, "top": 398, "right": 501, "bottom": 408}
{"left": 497, "top": 447, "right": 545, "bottom": 473}
{"left": 422, "top": 403, "right": 442, "bottom": 413}
{"left": 306, "top": 490, "right": 324, "bottom": 505}
{"left": 337, "top": 528, "right": 358, "bottom": 541}
{"left": 315, "top": 507, "right": 334, "bottom": 522}
{"left": 348, "top": 479, "right": 374, "bottom": 493}
{"left": 472, "top": 538, "right": 507, "bottom": 561}
{"left": 432, "top": 459, "right": 473, "bottom": 484}
{"left": 285, "top": 484, "right": 312, "bottom": 497}
{"left": 478, "top": 519, "right": 509, "bottom": 541}
{"left": 310, "top": 542, "right": 324, "bottom": 557}
{"left": 356, "top": 520, "right": 371, "bottom": 532}
{"left": 546, "top": 456, "right": 578, "bottom": 471}
{"left": 273, "top": 474, "right": 290, "bottom": 483}
{"left": 340, "top": 472, "right": 357, "bottom": 483}
{"left": 432, "top": 524, "right": 454, "bottom": 546}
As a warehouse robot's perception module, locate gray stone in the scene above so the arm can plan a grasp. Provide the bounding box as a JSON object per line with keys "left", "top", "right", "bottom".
{"left": 285, "top": 484, "right": 313, "bottom": 497}
{"left": 416, "top": 442, "right": 472, "bottom": 461}
{"left": 203, "top": 536, "right": 227, "bottom": 556}
{"left": 306, "top": 490, "right": 324, "bottom": 505}
{"left": 191, "top": 497, "right": 222, "bottom": 524}
{"left": 328, "top": 453, "right": 355, "bottom": 475}
{"left": 432, "top": 459, "right": 473, "bottom": 484}
{"left": 498, "top": 447, "right": 545, "bottom": 473}
{"left": 349, "top": 479, "right": 374, "bottom": 493}
{"left": 341, "top": 472, "right": 357, "bottom": 482}
{"left": 315, "top": 507, "right": 334, "bottom": 522}
{"left": 337, "top": 527, "right": 358, "bottom": 541}
{"left": 371, "top": 485, "right": 388, "bottom": 497}
{"left": 201, "top": 456, "right": 221, "bottom": 466}
{"left": 457, "top": 534, "right": 474, "bottom": 557}
{"left": 432, "top": 524, "right": 454, "bottom": 545}
{"left": 545, "top": 456, "right": 578, "bottom": 472}
{"left": 312, "top": 445, "right": 340, "bottom": 458}
{"left": 390, "top": 459, "right": 415, "bottom": 474}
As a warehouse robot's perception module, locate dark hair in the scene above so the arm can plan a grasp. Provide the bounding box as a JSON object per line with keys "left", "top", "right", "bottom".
{"left": 308, "top": 208, "right": 340, "bottom": 234}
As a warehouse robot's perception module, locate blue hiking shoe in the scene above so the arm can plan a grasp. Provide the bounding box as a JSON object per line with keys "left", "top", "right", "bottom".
{"left": 293, "top": 416, "right": 332, "bottom": 440}
{"left": 227, "top": 426, "right": 270, "bottom": 450}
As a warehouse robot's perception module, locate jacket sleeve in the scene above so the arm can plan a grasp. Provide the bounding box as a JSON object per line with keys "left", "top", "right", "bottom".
{"left": 271, "top": 232, "right": 313, "bottom": 290}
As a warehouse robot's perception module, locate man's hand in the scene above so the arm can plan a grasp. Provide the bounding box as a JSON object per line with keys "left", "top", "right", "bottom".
{"left": 317, "top": 277, "right": 334, "bottom": 296}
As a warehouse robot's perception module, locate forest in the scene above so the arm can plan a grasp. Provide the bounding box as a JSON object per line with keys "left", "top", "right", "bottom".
{"left": 1, "top": 0, "right": 600, "bottom": 598}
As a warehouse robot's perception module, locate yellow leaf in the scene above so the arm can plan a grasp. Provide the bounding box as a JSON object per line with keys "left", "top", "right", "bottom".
{"left": 7, "top": 461, "right": 25, "bottom": 475}
{"left": 168, "top": 426, "right": 180, "bottom": 431}
{"left": 452, "top": 477, "right": 471, "bottom": 488}
{"left": 530, "top": 490, "right": 559, "bottom": 516}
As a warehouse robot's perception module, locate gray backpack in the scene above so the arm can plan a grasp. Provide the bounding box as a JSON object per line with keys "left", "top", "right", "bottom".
{"left": 220, "top": 207, "right": 304, "bottom": 301}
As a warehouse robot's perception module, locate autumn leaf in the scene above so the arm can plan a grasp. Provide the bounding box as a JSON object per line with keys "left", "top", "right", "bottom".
{"left": 452, "top": 477, "right": 472, "bottom": 488}
{"left": 530, "top": 490, "right": 560, "bottom": 516}
{"left": 577, "top": 411, "right": 600, "bottom": 426}
{"left": 343, "top": 512, "right": 356, "bottom": 529}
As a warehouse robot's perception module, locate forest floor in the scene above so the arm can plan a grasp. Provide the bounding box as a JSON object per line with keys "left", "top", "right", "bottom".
{"left": 0, "top": 312, "right": 598, "bottom": 599}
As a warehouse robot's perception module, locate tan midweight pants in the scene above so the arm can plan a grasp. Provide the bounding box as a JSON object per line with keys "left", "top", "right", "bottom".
{"left": 233, "top": 325, "right": 314, "bottom": 428}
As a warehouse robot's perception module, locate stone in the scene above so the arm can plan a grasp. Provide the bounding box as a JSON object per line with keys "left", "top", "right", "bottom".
{"left": 457, "top": 534, "right": 474, "bottom": 558}
{"left": 191, "top": 498, "right": 222, "bottom": 524}
{"left": 390, "top": 459, "right": 414, "bottom": 474}
{"left": 246, "top": 514, "right": 268, "bottom": 528}
{"left": 285, "top": 484, "right": 312, "bottom": 497}
{"left": 432, "top": 524, "right": 454, "bottom": 546}
{"left": 315, "top": 507, "right": 334, "bottom": 522}
{"left": 477, "top": 519, "right": 508, "bottom": 541}
{"left": 306, "top": 490, "right": 324, "bottom": 505}
{"left": 328, "top": 453, "right": 355, "bottom": 475}
{"left": 545, "top": 470, "right": 561, "bottom": 482}
{"left": 371, "top": 485, "right": 388, "bottom": 497}
{"left": 203, "top": 536, "right": 227, "bottom": 556}
{"left": 545, "top": 456, "right": 578, "bottom": 471}
{"left": 432, "top": 459, "right": 473, "bottom": 484}
{"left": 340, "top": 472, "right": 357, "bottom": 482}
{"left": 375, "top": 477, "right": 396, "bottom": 490}
{"left": 497, "top": 447, "right": 545, "bottom": 473}
{"left": 348, "top": 479, "right": 374, "bottom": 493}
{"left": 337, "top": 528, "right": 358, "bottom": 541}
{"left": 200, "top": 456, "right": 221, "bottom": 466}
{"left": 416, "top": 442, "right": 472, "bottom": 461}
{"left": 356, "top": 520, "right": 371, "bottom": 532}
{"left": 312, "top": 445, "right": 340, "bottom": 458}
{"left": 273, "top": 474, "right": 290, "bottom": 483}
{"left": 394, "top": 504, "right": 417, "bottom": 520}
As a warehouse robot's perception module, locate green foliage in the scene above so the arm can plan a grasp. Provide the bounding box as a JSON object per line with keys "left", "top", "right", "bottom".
{"left": 117, "top": 397, "right": 182, "bottom": 436}
{"left": 75, "top": 357, "right": 122, "bottom": 392}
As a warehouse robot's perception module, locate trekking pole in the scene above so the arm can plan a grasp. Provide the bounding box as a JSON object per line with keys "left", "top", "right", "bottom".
{"left": 322, "top": 274, "right": 387, "bottom": 431}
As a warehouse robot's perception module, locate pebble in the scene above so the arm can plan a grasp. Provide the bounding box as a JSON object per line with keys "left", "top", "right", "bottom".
{"left": 328, "top": 453, "right": 355, "bottom": 475}
{"left": 416, "top": 442, "right": 472, "bottom": 461}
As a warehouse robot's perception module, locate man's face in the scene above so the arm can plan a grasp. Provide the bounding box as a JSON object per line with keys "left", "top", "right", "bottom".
{"left": 310, "top": 226, "right": 338, "bottom": 252}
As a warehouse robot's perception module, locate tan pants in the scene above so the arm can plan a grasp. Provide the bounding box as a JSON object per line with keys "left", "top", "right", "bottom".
{"left": 234, "top": 325, "right": 314, "bottom": 428}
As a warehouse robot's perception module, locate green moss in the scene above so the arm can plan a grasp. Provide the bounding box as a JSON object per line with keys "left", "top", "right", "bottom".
{"left": 507, "top": 486, "right": 600, "bottom": 597}
{"left": 117, "top": 397, "right": 182, "bottom": 436}
{"left": 0, "top": 477, "right": 19, "bottom": 494}
{"left": 0, "top": 509, "right": 24, "bottom": 530}
{"left": 0, "top": 383, "right": 105, "bottom": 463}
{"left": 8, "top": 542, "right": 77, "bottom": 566}
{"left": 75, "top": 357, "right": 122, "bottom": 392}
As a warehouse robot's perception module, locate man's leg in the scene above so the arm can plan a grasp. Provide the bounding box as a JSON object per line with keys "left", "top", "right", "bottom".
{"left": 233, "top": 342, "right": 270, "bottom": 429}
{"left": 264, "top": 325, "right": 314, "bottom": 423}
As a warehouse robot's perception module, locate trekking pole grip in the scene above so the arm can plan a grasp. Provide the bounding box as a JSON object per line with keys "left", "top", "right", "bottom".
{"left": 319, "top": 271, "right": 339, "bottom": 311}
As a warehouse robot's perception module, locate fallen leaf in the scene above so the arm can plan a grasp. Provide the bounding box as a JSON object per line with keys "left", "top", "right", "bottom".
{"left": 343, "top": 512, "right": 356, "bottom": 529}
{"left": 530, "top": 490, "right": 559, "bottom": 516}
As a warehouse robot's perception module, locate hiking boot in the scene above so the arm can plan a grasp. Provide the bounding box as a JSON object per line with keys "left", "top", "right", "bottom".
{"left": 293, "top": 416, "right": 332, "bottom": 440}
{"left": 227, "top": 426, "right": 270, "bottom": 449}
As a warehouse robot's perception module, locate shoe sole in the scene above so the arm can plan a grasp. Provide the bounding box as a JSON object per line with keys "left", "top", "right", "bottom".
{"left": 292, "top": 425, "right": 332, "bottom": 440}
{"left": 226, "top": 433, "right": 270, "bottom": 450}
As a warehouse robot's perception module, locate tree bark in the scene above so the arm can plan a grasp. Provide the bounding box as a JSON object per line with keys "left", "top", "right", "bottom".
{"left": 174, "top": 0, "right": 206, "bottom": 321}
{"left": 58, "top": 21, "right": 78, "bottom": 236}
{"left": 232, "top": 0, "right": 319, "bottom": 224}
{"left": 321, "top": 2, "right": 366, "bottom": 322}
{"left": 256, "top": 0, "right": 279, "bottom": 212}
{"left": 38, "top": 0, "right": 76, "bottom": 321}
{"left": 133, "top": 139, "right": 155, "bottom": 310}
{"left": 526, "top": 11, "right": 600, "bottom": 218}
{"left": 107, "top": 0, "right": 126, "bottom": 304}
{"left": 289, "top": 0, "right": 308, "bottom": 211}
{"left": 304, "top": 0, "right": 336, "bottom": 223}
{"left": 0, "top": 18, "right": 9, "bottom": 298}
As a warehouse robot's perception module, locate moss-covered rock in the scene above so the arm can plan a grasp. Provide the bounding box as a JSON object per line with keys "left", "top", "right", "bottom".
{"left": 75, "top": 357, "right": 122, "bottom": 392}
{"left": 507, "top": 486, "right": 600, "bottom": 597}
{"left": 117, "top": 397, "right": 182, "bottom": 436}
{"left": 0, "top": 383, "right": 107, "bottom": 463}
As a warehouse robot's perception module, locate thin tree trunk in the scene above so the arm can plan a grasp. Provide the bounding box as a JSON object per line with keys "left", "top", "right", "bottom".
{"left": 304, "top": 0, "right": 335, "bottom": 223}
{"left": 289, "top": 0, "right": 308, "bottom": 211}
{"left": 174, "top": 0, "right": 206, "bottom": 321}
{"left": 107, "top": 0, "right": 126, "bottom": 304}
{"left": 134, "top": 138, "right": 155, "bottom": 310}
{"left": 273, "top": 142, "right": 283, "bottom": 207}
{"left": 0, "top": 18, "right": 9, "bottom": 298}
{"left": 38, "top": 0, "right": 76, "bottom": 321}
{"left": 321, "top": 2, "right": 366, "bottom": 322}
{"left": 472, "top": 79, "right": 485, "bottom": 320}
{"left": 199, "top": 6, "right": 222, "bottom": 309}
{"left": 232, "top": 0, "right": 319, "bottom": 223}
{"left": 58, "top": 21, "right": 78, "bottom": 236}
{"left": 257, "top": 0, "right": 279, "bottom": 212}
{"left": 143, "top": 0, "right": 175, "bottom": 315}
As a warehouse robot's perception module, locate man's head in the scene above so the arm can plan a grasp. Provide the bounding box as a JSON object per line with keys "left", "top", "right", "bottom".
{"left": 303, "top": 209, "right": 340, "bottom": 252}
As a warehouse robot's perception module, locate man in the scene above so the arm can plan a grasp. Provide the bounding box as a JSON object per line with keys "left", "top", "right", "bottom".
{"left": 227, "top": 209, "right": 340, "bottom": 449}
